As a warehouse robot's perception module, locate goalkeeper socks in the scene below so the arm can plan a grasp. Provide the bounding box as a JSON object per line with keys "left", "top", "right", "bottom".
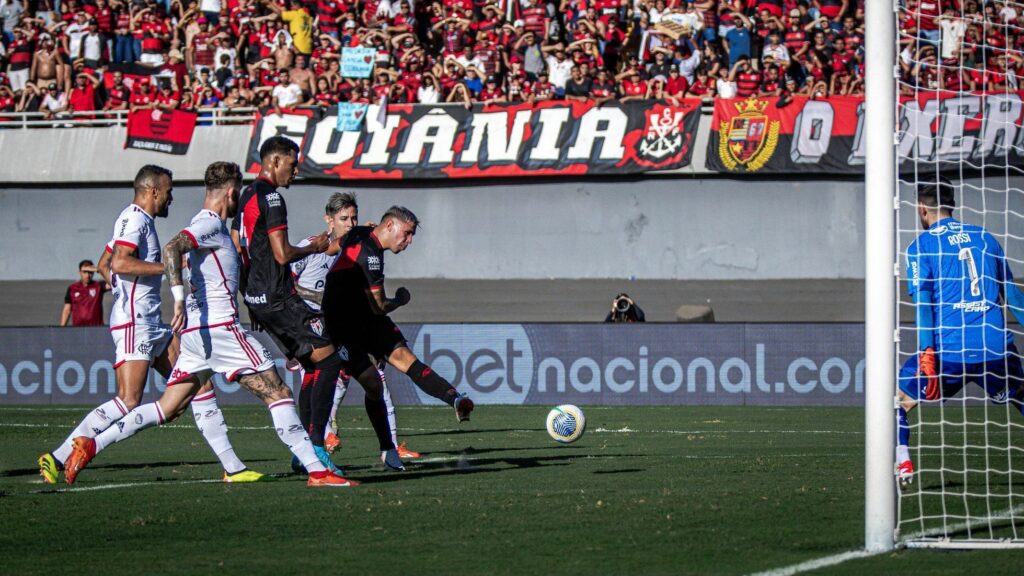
{"left": 364, "top": 395, "right": 396, "bottom": 452}
{"left": 310, "top": 354, "right": 344, "bottom": 446}
{"left": 896, "top": 407, "right": 911, "bottom": 464}
{"left": 380, "top": 370, "right": 398, "bottom": 446}
{"left": 52, "top": 397, "right": 129, "bottom": 464}
{"left": 191, "top": 391, "right": 246, "bottom": 475}
{"left": 326, "top": 378, "right": 349, "bottom": 436}
{"left": 406, "top": 360, "right": 458, "bottom": 406}
{"left": 94, "top": 402, "right": 165, "bottom": 452}
{"left": 268, "top": 398, "right": 325, "bottom": 473}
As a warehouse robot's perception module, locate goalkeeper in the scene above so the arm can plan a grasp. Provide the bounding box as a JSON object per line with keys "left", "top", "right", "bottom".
{"left": 897, "top": 178, "right": 1024, "bottom": 486}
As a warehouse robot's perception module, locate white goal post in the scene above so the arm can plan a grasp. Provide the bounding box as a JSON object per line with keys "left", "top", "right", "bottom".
{"left": 866, "top": 0, "right": 1024, "bottom": 551}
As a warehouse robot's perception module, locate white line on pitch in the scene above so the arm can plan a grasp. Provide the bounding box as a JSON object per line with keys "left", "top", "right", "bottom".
{"left": 0, "top": 422, "right": 860, "bottom": 435}
{"left": 746, "top": 550, "right": 881, "bottom": 576}
{"left": 30, "top": 478, "right": 225, "bottom": 494}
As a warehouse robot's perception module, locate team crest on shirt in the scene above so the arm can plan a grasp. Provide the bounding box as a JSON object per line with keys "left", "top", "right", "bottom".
{"left": 718, "top": 98, "right": 780, "bottom": 172}
{"left": 89, "top": 288, "right": 97, "bottom": 297}
{"left": 309, "top": 317, "right": 324, "bottom": 336}
{"left": 638, "top": 107, "right": 687, "bottom": 162}
{"left": 338, "top": 346, "right": 349, "bottom": 361}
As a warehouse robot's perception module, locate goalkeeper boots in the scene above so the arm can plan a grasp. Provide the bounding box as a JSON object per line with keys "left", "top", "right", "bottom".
{"left": 38, "top": 453, "right": 62, "bottom": 484}
{"left": 64, "top": 437, "right": 97, "bottom": 485}
{"left": 896, "top": 459, "right": 915, "bottom": 489}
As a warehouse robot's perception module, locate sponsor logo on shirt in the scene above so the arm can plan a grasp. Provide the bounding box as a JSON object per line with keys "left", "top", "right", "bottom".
{"left": 367, "top": 255, "right": 381, "bottom": 271}
{"left": 119, "top": 218, "right": 129, "bottom": 236}
{"left": 244, "top": 293, "right": 268, "bottom": 305}
{"left": 953, "top": 301, "right": 991, "bottom": 313}
{"left": 265, "top": 192, "right": 282, "bottom": 207}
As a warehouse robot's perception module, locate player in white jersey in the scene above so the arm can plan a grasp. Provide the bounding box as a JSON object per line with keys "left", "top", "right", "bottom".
{"left": 63, "top": 162, "right": 357, "bottom": 488}
{"left": 39, "top": 165, "right": 264, "bottom": 485}
{"left": 290, "top": 193, "right": 420, "bottom": 461}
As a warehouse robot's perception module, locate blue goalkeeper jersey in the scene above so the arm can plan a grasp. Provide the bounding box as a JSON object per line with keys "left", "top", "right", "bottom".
{"left": 907, "top": 217, "right": 1014, "bottom": 362}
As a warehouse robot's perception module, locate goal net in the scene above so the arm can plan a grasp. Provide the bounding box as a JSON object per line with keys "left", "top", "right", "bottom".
{"left": 894, "top": 0, "right": 1024, "bottom": 548}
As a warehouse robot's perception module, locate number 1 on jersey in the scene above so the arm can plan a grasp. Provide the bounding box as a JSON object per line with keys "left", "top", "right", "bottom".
{"left": 958, "top": 247, "right": 982, "bottom": 297}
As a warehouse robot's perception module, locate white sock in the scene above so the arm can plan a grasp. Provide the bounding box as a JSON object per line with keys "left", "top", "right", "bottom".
{"left": 268, "top": 398, "right": 325, "bottom": 473}
{"left": 191, "top": 391, "right": 246, "bottom": 474}
{"left": 380, "top": 369, "right": 398, "bottom": 446}
{"left": 94, "top": 402, "right": 165, "bottom": 452}
{"left": 896, "top": 445, "right": 911, "bottom": 464}
{"left": 326, "top": 378, "right": 348, "bottom": 436}
{"left": 52, "top": 397, "right": 129, "bottom": 464}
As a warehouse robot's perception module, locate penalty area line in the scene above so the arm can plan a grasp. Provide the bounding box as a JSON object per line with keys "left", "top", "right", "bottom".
{"left": 746, "top": 550, "right": 882, "bottom": 576}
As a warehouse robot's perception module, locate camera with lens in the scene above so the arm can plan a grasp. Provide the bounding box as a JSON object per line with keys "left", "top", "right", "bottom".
{"left": 606, "top": 293, "right": 645, "bottom": 323}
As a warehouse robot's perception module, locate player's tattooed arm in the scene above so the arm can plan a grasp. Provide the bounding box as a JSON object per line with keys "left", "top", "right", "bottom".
{"left": 162, "top": 232, "right": 195, "bottom": 289}
{"left": 294, "top": 285, "right": 324, "bottom": 306}
{"left": 164, "top": 232, "right": 195, "bottom": 333}
{"left": 367, "top": 286, "right": 410, "bottom": 315}
{"left": 238, "top": 369, "right": 288, "bottom": 402}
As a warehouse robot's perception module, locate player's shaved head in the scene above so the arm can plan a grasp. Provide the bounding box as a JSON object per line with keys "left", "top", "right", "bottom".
{"left": 205, "top": 161, "right": 243, "bottom": 192}
{"left": 326, "top": 192, "right": 357, "bottom": 216}
{"left": 259, "top": 136, "right": 299, "bottom": 161}
{"left": 381, "top": 206, "right": 420, "bottom": 232}
{"left": 133, "top": 165, "right": 172, "bottom": 195}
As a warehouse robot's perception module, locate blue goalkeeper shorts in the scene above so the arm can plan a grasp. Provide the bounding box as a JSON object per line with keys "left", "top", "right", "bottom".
{"left": 899, "top": 344, "right": 1024, "bottom": 402}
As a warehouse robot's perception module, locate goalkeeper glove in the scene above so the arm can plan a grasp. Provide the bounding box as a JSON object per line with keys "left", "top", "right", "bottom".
{"left": 918, "top": 347, "right": 940, "bottom": 400}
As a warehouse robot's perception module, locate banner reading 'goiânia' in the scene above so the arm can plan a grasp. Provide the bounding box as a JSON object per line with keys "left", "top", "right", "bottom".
{"left": 707, "top": 92, "right": 1024, "bottom": 174}
{"left": 246, "top": 100, "right": 701, "bottom": 179}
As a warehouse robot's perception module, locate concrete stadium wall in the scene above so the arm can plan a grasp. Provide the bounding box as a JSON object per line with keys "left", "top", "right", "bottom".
{"left": 0, "top": 177, "right": 866, "bottom": 280}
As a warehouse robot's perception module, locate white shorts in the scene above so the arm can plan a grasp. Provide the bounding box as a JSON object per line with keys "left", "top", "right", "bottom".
{"left": 110, "top": 322, "right": 172, "bottom": 367}
{"left": 167, "top": 320, "right": 275, "bottom": 385}
{"left": 9, "top": 69, "right": 28, "bottom": 92}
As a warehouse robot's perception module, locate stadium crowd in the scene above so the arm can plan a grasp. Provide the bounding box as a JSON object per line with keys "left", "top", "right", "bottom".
{"left": 0, "top": 0, "right": 1020, "bottom": 118}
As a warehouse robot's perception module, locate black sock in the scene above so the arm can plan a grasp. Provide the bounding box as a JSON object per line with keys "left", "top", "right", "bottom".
{"left": 309, "top": 354, "right": 342, "bottom": 446}
{"left": 407, "top": 360, "right": 459, "bottom": 406}
{"left": 364, "top": 395, "right": 396, "bottom": 452}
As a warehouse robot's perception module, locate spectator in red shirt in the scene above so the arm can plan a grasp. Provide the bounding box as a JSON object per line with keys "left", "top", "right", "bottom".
{"left": 61, "top": 259, "right": 108, "bottom": 327}
{"left": 67, "top": 72, "right": 100, "bottom": 117}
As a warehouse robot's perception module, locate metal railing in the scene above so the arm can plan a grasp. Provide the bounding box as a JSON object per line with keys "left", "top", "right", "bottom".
{"left": 0, "top": 100, "right": 718, "bottom": 129}
{"left": 0, "top": 107, "right": 259, "bottom": 129}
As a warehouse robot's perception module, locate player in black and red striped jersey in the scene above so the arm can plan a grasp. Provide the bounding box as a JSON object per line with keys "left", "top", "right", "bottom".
{"left": 322, "top": 206, "right": 474, "bottom": 471}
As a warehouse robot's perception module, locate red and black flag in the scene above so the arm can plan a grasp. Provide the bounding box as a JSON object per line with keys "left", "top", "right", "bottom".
{"left": 125, "top": 109, "right": 198, "bottom": 155}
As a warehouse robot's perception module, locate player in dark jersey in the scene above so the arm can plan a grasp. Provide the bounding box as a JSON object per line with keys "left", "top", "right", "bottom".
{"left": 234, "top": 136, "right": 375, "bottom": 475}
{"left": 323, "top": 206, "right": 475, "bottom": 467}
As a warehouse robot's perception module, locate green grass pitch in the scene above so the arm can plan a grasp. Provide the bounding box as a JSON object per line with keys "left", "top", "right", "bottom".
{"left": 1, "top": 405, "right": 1022, "bottom": 575}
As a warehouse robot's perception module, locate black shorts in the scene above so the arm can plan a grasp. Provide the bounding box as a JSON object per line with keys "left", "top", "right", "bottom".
{"left": 249, "top": 295, "right": 332, "bottom": 361}
{"left": 332, "top": 316, "right": 407, "bottom": 376}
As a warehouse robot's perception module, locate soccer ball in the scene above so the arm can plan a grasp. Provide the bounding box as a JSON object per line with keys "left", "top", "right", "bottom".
{"left": 546, "top": 404, "right": 586, "bottom": 443}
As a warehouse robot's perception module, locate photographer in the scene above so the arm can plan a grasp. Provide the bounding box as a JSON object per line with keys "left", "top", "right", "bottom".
{"left": 605, "top": 293, "right": 646, "bottom": 323}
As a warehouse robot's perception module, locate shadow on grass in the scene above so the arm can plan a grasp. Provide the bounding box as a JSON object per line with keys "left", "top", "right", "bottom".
{"left": 592, "top": 468, "right": 644, "bottom": 475}
{"left": 399, "top": 427, "right": 542, "bottom": 438}
{"left": 355, "top": 452, "right": 626, "bottom": 485}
